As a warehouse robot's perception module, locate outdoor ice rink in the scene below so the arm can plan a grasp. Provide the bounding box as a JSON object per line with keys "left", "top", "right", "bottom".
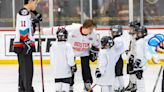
{"left": 0, "top": 64, "right": 162, "bottom": 92}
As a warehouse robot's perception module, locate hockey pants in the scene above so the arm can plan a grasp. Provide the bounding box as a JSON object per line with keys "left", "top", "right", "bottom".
{"left": 17, "top": 52, "right": 34, "bottom": 92}
{"left": 115, "top": 56, "right": 124, "bottom": 90}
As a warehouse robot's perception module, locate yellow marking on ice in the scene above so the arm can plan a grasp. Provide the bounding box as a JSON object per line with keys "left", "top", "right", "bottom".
{"left": 0, "top": 59, "right": 163, "bottom": 65}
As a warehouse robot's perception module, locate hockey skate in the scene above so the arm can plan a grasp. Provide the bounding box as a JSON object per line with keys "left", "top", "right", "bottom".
{"left": 125, "top": 82, "right": 137, "bottom": 92}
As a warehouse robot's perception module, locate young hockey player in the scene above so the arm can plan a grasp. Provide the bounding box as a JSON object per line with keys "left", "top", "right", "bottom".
{"left": 95, "top": 36, "right": 123, "bottom": 92}
{"left": 110, "top": 25, "right": 125, "bottom": 92}
{"left": 50, "top": 28, "right": 77, "bottom": 92}
{"left": 43, "top": 19, "right": 100, "bottom": 92}
{"left": 132, "top": 26, "right": 148, "bottom": 92}
{"left": 13, "top": 0, "right": 41, "bottom": 92}
{"left": 125, "top": 21, "right": 140, "bottom": 92}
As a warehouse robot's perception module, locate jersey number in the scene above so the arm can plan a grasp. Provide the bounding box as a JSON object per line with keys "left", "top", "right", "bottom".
{"left": 21, "top": 21, "right": 26, "bottom": 27}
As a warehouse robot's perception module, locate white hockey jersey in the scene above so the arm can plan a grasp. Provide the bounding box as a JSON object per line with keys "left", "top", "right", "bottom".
{"left": 13, "top": 8, "right": 35, "bottom": 48}
{"left": 50, "top": 42, "right": 75, "bottom": 78}
{"left": 127, "top": 35, "right": 136, "bottom": 62}
{"left": 67, "top": 25, "right": 100, "bottom": 57}
{"left": 96, "top": 45, "right": 123, "bottom": 85}
{"left": 113, "top": 36, "right": 125, "bottom": 55}
{"left": 43, "top": 23, "right": 100, "bottom": 57}
{"left": 134, "top": 38, "right": 147, "bottom": 70}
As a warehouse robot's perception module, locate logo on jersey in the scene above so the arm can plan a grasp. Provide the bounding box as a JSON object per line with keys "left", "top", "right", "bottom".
{"left": 148, "top": 34, "right": 164, "bottom": 54}
{"left": 73, "top": 42, "right": 90, "bottom": 52}
{"left": 19, "top": 28, "right": 29, "bottom": 41}
{"left": 21, "top": 9, "right": 28, "bottom": 15}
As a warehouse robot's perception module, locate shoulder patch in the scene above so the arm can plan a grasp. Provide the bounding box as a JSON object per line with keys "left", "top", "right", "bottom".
{"left": 19, "top": 8, "right": 29, "bottom": 16}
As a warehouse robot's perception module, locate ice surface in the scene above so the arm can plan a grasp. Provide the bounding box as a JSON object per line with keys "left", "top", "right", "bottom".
{"left": 0, "top": 65, "right": 162, "bottom": 92}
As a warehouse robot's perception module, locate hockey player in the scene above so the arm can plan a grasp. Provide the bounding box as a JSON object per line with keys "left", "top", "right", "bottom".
{"left": 110, "top": 25, "right": 125, "bottom": 92}
{"left": 50, "top": 28, "right": 77, "bottom": 92}
{"left": 132, "top": 26, "right": 147, "bottom": 92}
{"left": 95, "top": 36, "right": 123, "bottom": 92}
{"left": 125, "top": 21, "right": 141, "bottom": 92}
{"left": 13, "top": 0, "right": 41, "bottom": 92}
{"left": 43, "top": 19, "right": 100, "bottom": 92}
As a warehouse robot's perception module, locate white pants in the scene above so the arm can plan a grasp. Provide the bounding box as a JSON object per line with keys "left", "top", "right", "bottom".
{"left": 136, "top": 78, "right": 145, "bottom": 92}
{"left": 55, "top": 82, "right": 70, "bottom": 92}
{"left": 129, "top": 74, "right": 137, "bottom": 84}
{"left": 114, "top": 76, "right": 124, "bottom": 90}
{"left": 100, "top": 85, "right": 114, "bottom": 92}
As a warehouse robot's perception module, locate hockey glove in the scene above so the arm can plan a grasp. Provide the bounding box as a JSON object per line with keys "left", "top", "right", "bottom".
{"left": 128, "top": 54, "right": 134, "bottom": 64}
{"left": 134, "top": 59, "right": 141, "bottom": 69}
{"left": 71, "top": 64, "right": 77, "bottom": 73}
{"left": 89, "top": 46, "right": 99, "bottom": 62}
{"left": 31, "top": 10, "right": 42, "bottom": 21}
{"left": 36, "top": 13, "right": 42, "bottom": 21}
{"left": 135, "top": 70, "right": 143, "bottom": 79}
{"left": 95, "top": 68, "right": 101, "bottom": 78}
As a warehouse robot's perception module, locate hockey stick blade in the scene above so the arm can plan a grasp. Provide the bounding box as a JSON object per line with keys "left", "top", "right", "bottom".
{"left": 88, "top": 84, "right": 97, "bottom": 92}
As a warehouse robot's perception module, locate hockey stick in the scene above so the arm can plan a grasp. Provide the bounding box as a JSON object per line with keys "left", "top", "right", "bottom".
{"left": 38, "top": 20, "right": 45, "bottom": 92}
{"left": 153, "top": 66, "right": 163, "bottom": 92}
{"left": 88, "top": 84, "right": 97, "bottom": 92}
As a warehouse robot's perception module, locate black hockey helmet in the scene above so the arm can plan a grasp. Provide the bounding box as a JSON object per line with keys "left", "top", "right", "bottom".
{"left": 101, "top": 36, "right": 114, "bottom": 49}
{"left": 110, "top": 25, "right": 123, "bottom": 38}
{"left": 56, "top": 27, "right": 68, "bottom": 41}
{"left": 129, "top": 20, "right": 141, "bottom": 28}
{"left": 136, "top": 26, "right": 147, "bottom": 39}
{"left": 129, "top": 21, "right": 140, "bottom": 35}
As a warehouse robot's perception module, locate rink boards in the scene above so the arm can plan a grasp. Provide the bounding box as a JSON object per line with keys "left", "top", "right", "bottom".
{"left": 0, "top": 28, "right": 163, "bottom": 65}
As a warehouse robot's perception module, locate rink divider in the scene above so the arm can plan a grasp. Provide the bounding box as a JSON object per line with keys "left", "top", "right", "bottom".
{"left": 0, "top": 59, "right": 163, "bottom": 65}
{"left": 0, "top": 28, "right": 163, "bottom": 65}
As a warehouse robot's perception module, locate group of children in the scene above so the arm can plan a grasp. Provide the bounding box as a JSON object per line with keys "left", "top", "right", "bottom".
{"left": 12, "top": 0, "right": 160, "bottom": 92}
{"left": 49, "top": 20, "right": 148, "bottom": 92}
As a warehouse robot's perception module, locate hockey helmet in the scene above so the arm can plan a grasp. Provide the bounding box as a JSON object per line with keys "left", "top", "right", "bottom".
{"left": 129, "top": 20, "right": 141, "bottom": 28}
{"left": 129, "top": 21, "right": 141, "bottom": 35}
{"left": 56, "top": 27, "right": 68, "bottom": 41}
{"left": 136, "top": 26, "right": 147, "bottom": 39}
{"left": 101, "top": 36, "right": 114, "bottom": 49}
{"left": 110, "top": 25, "right": 123, "bottom": 37}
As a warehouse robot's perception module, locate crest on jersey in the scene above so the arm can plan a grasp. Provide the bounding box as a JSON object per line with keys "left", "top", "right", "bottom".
{"left": 148, "top": 34, "right": 164, "bottom": 54}
{"left": 21, "top": 9, "right": 28, "bottom": 15}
